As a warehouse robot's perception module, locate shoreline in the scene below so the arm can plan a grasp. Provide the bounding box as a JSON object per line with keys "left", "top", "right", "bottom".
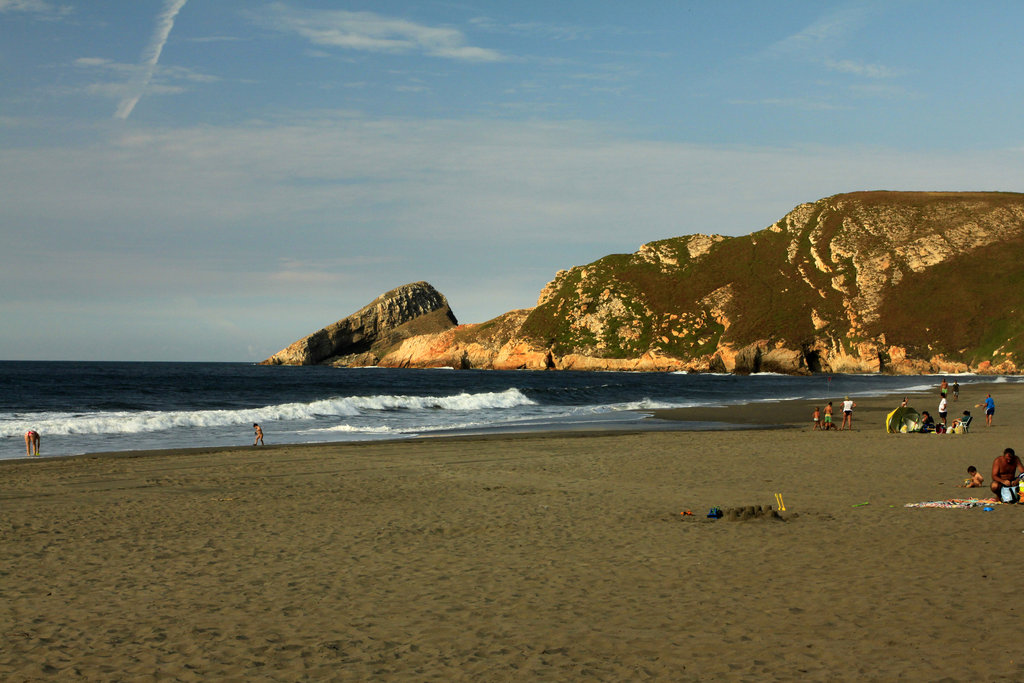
{"left": 2, "top": 381, "right": 1022, "bottom": 678}
{"left": 0, "top": 380, "right": 1007, "bottom": 465}
{"left": 648, "top": 382, "right": 982, "bottom": 428}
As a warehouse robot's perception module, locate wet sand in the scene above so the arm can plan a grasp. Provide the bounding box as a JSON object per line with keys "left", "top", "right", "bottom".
{"left": 2, "top": 381, "right": 1022, "bottom": 680}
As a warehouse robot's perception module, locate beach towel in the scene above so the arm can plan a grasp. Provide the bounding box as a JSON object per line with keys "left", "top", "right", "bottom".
{"left": 904, "top": 498, "right": 999, "bottom": 509}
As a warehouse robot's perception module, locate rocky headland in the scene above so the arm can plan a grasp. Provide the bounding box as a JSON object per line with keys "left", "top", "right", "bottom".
{"left": 264, "top": 191, "right": 1024, "bottom": 374}
{"left": 262, "top": 281, "right": 457, "bottom": 366}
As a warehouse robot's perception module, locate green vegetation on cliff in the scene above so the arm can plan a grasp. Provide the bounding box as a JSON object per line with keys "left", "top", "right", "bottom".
{"left": 519, "top": 191, "right": 1024, "bottom": 373}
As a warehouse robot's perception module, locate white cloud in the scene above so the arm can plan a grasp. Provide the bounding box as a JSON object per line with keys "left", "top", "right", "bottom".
{"left": 69, "top": 53, "right": 216, "bottom": 104}
{"left": 268, "top": 256, "right": 393, "bottom": 286}
{"left": 469, "top": 15, "right": 625, "bottom": 42}
{"left": 81, "top": 81, "right": 186, "bottom": 98}
{"left": 729, "top": 97, "right": 847, "bottom": 111}
{"left": 0, "top": 0, "right": 69, "bottom": 16}
{"left": 75, "top": 57, "right": 116, "bottom": 68}
{"left": 847, "top": 83, "right": 912, "bottom": 99}
{"left": 767, "top": 6, "right": 869, "bottom": 56}
{"left": 758, "top": 8, "right": 908, "bottom": 106}
{"left": 183, "top": 35, "right": 244, "bottom": 44}
{"left": 763, "top": 7, "right": 905, "bottom": 83}
{"left": 265, "top": 3, "right": 505, "bottom": 62}
{"left": 825, "top": 59, "right": 904, "bottom": 79}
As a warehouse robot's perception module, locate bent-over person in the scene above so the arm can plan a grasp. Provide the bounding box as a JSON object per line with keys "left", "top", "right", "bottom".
{"left": 990, "top": 448, "right": 1023, "bottom": 503}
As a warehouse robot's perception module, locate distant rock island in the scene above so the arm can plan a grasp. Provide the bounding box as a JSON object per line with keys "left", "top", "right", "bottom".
{"left": 262, "top": 282, "right": 457, "bottom": 366}
{"left": 264, "top": 191, "right": 1024, "bottom": 374}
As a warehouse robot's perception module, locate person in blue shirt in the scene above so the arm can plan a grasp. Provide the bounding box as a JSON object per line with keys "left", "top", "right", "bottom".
{"left": 976, "top": 394, "right": 995, "bottom": 427}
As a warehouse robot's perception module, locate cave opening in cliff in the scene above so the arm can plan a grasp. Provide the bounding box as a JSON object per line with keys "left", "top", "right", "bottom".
{"left": 803, "top": 347, "right": 823, "bottom": 373}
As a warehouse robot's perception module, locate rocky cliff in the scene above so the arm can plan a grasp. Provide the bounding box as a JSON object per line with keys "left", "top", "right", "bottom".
{"left": 262, "top": 281, "right": 457, "bottom": 366}
{"left": 508, "top": 191, "right": 1024, "bottom": 373}
{"left": 270, "top": 192, "right": 1024, "bottom": 374}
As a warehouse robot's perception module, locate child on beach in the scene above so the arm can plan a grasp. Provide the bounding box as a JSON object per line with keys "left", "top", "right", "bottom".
{"left": 823, "top": 402, "right": 834, "bottom": 430}
{"left": 959, "top": 466, "right": 984, "bottom": 488}
{"left": 812, "top": 407, "right": 821, "bottom": 430}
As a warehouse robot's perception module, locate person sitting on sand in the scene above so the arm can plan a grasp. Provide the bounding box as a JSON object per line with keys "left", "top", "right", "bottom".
{"left": 812, "top": 406, "right": 821, "bottom": 431}
{"left": 919, "top": 411, "right": 935, "bottom": 432}
{"left": 253, "top": 423, "right": 264, "bottom": 446}
{"left": 990, "top": 448, "right": 1023, "bottom": 503}
{"left": 24, "top": 429, "right": 40, "bottom": 457}
{"left": 950, "top": 411, "right": 971, "bottom": 433}
{"left": 959, "top": 466, "right": 984, "bottom": 488}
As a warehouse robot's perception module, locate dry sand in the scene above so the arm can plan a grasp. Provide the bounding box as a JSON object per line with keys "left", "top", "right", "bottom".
{"left": 2, "top": 381, "right": 1023, "bottom": 681}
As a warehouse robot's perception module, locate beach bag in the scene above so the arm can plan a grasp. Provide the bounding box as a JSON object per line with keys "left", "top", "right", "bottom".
{"left": 1000, "top": 485, "right": 1019, "bottom": 504}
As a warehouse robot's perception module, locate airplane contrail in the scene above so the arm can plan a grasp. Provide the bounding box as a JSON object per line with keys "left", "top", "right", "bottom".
{"left": 115, "top": 0, "right": 189, "bottom": 120}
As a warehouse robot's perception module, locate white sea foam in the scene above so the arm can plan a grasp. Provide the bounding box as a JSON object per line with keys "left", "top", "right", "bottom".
{"left": 0, "top": 388, "right": 536, "bottom": 438}
{"left": 303, "top": 424, "right": 398, "bottom": 434}
{"left": 338, "top": 389, "right": 534, "bottom": 412}
{"left": 601, "top": 398, "right": 702, "bottom": 411}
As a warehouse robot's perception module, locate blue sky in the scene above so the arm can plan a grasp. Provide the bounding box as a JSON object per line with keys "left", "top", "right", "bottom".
{"left": 2, "top": 1, "right": 1022, "bottom": 361}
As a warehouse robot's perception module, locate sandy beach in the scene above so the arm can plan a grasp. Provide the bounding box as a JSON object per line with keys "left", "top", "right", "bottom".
{"left": 2, "top": 381, "right": 1023, "bottom": 681}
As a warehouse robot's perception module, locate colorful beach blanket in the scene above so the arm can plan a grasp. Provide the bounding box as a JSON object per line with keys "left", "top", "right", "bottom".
{"left": 904, "top": 498, "right": 1000, "bottom": 509}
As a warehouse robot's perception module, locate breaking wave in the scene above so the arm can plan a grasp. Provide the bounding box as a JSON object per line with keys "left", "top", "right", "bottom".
{"left": 0, "top": 389, "right": 536, "bottom": 438}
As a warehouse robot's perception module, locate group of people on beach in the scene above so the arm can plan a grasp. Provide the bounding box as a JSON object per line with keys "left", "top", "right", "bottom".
{"left": 817, "top": 379, "right": 995, "bottom": 436}
{"left": 934, "top": 378, "right": 994, "bottom": 427}
{"left": 812, "top": 397, "right": 857, "bottom": 431}
{"left": 924, "top": 383, "right": 994, "bottom": 433}
{"left": 912, "top": 380, "right": 1018, "bottom": 501}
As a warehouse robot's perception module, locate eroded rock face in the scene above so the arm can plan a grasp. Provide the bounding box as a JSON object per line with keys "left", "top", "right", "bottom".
{"left": 505, "top": 191, "right": 1024, "bottom": 374}
{"left": 262, "top": 282, "right": 457, "bottom": 365}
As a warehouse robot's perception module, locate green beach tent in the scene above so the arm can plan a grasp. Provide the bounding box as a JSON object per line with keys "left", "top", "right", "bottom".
{"left": 886, "top": 405, "right": 921, "bottom": 433}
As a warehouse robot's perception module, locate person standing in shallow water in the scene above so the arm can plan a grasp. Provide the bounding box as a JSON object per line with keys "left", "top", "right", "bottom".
{"left": 24, "top": 430, "right": 40, "bottom": 456}
{"left": 253, "top": 423, "right": 264, "bottom": 446}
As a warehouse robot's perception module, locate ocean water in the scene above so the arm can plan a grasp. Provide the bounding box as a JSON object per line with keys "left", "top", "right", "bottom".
{"left": 0, "top": 361, "right": 1006, "bottom": 460}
